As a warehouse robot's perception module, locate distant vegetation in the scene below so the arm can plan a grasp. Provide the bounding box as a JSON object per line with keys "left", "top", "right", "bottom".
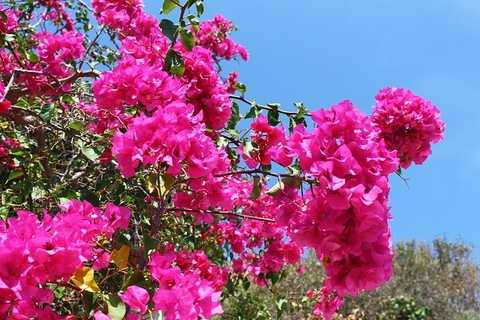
{"left": 223, "top": 238, "right": 480, "bottom": 319}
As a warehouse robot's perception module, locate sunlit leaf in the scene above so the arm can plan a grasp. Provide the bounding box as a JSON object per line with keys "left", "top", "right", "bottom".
{"left": 107, "top": 294, "right": 126, "bottom": 320}
{"left": 71, "top": 267, "right": 100, "bottom": 293}
{"left": 110, "top": 245, "right": 130, "bottom": 270}
{"left": 161, "top": 0, "right": 177, "bottom": 14}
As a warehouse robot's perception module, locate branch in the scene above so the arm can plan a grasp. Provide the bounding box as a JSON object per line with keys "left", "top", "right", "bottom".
{"left": 79, "top": 25, "right": 106, "bottom": 70}
{"left": 2, "top": 69, "right": 16, "bottom": 100}
{"left": 7, "top": 106, "right": 90, "bottom": 142}
{"left": 168, "top": 1, "right": 189, "bottom": 50}
{"left": 230, "top": 95, "right": 311, "bottom": 117}
{"left": 59, "top": 70, "right": 100, "bottom": 82}
{"left": 168, "top": 207, "right": 276, "bottom": 223}
{"left": 5, "top": 70, "right": 99, "bottom": 102}
{"left": 214, "top": 169, "right": 313, "bottom": 183}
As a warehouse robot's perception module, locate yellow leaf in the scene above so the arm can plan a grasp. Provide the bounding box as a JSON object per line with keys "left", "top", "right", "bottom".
{"left": 146, "top": 173, "right": 174, "bottom": 197}
{"left": 110, "top": 245, "right": 130, "bottom": 270}
{"left": 71, "top": 266, "right": 100, "bottom": 293}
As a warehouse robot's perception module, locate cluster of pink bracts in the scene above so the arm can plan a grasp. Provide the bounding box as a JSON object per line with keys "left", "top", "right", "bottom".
{"left": 0, "top": 0, "right": 444, "bottom": 319}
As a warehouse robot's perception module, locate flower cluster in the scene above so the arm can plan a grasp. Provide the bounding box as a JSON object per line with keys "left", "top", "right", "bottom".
{"left": 89, "top": 62, "right": 183, "bottom": 132}
{"left": 372, "top": 87, "right": 445, "bottom": 168}
{"left": 240, "top": 114, "right": 292, "bottom": 168}
{"left": 40, "top": 0, "right": 75, "bottom": 30}
{"left": 148, "top": 246, "right": 226, "bottom": 320}
{"left": 194, "top": 15, "right": 248, "bottom": 61}
{"left": 10, "top": 31, "right": 86, "bottom": 96}
{"left": 88, "top": 1, "right": 236, "bottom": 155}
{"left": 92, "top": 0, "right": 143, "bottom": 32}
{"left": 0, "top": 50, "right": 15, "bottom": 75}
{"left": 211, "top": 183, "right": 303, "bottom": 286}
{"left": 180, "top": 45, "right": 234, "bottom": 130}
{"left": 0, "top": 6, "right": 18, "bottom": 33}
{"left": 35, "top": 31, "right": 85, "bottom": 77}
{"left": 92, "top": 0, "right": 161, "bottom": 40}
{"left": 0, "top": 200, "right": 131, "bottom": 319}
{"left": 112, "top": 101, "right": 229, "bottom": 178}
{"left": 280, "top": 101, "right": 399, "bottom": 316}
{"left": 310, "top": 287, "right": 344, "bottom": 320}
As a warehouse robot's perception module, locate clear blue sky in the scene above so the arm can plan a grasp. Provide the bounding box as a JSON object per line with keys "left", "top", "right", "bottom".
{"left": 146, "top": 1, "right": 480, "bottom": 257}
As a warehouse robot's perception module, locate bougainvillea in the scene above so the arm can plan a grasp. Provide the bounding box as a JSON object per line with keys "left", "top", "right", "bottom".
{"left": 0, "top": 200, "right": 130, "bottom": 318}
{"left": 0, "top": 0, "right": 444, "bottom": 319}
{"left": 372, "top": 87, "right": 445, "bottom": 169}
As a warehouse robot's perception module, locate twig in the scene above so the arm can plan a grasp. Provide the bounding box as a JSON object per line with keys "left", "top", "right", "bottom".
{"left": 79, "top": 25, "right": 106, "bottom": 70}
{"left": 230, "top": 95, "right": 311, "bottom": 117}
{"left": 2, "top": 69, "right": 16, "bottom": 100}
{"left": 78, "top": 0, "right": 94, "bottom": 12}
{"left": 395, "top": 170, "right": 409, "bottom": 188}
{"left": 168, "top": 1, "right": 189, "bottom": 50}
{"left": 214, "top": 169, "right": 312, "bottom": 183}
{"left": 168, "top": 207, "right": 276, "bottom": 223}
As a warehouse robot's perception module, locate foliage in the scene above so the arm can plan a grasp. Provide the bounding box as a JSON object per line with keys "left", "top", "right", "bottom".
{"left": 377, "top": 296, "right": 431, "bottom": 320}
{"left": 342, "top": 239, "right": 480, "bottom": 320}
{"left": 239, "top": 239, "right": 479, "bottom": 319}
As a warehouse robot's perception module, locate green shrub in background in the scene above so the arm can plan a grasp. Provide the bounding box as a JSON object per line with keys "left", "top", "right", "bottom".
{"left": 225, "top": 238, "right": 479, "bottom": 319}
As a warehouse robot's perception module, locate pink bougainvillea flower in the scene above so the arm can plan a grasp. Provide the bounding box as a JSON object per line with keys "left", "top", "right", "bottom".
{"left": 93, "top": 311, "right": 111, "bottom": 320}
{"left": 372, "top": 87, "right": 445, "bottom": 168}
{"left": 119, "top": 285, "right": 150, "bottom": 314}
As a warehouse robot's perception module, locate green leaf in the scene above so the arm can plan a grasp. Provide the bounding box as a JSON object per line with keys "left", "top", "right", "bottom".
{"left": 275, "top": 297, "right": 288, "bottom": 317}
{"left": 293, "top": 102, "right": 307, "bottom": 125}
{"left": 288, "top": 160, "right": 301, "bottom": 176}
{"left": 187, "top": 14, "right": 200, "bottom": 31}
{"left": 180, "top": 28, "right": 196, "bottom": 51}
{"left": 227, "top": 129, "right": 240, "bottom": 138}
{"left": 7, "top": 170, "right": 24, "bottom": 182}
{"left": 195, "top": 1, "right": 204, "bottom": 16}
{"left": 288, "top": 118, "right": 295, "bottom": 132}
{"left": 31, "top": 186, "right": 47, "bottom": 200}
{"left": 107, "top": 295, "right": 126, "bottom": 320}
{"left": 250, "top": 176, "right": 261, "bottom": 200}
{"left": 161, "top": 0, "right": 177, "bottom": 14}
{"left": 4, "top": 33, "right": 15, "bottom": 42}
{"left": 26, "top": 51, "right": 38, "bottom": 63}
{"left": 68, "top": 120, "right": 84, "bottom": 131}
{"left": 236, "top": 82, "right": 247, "bottom": 96}
{"left": 164, "top": 49, "right": 185, "bottom": 76}
{"left": 245, "top": 103, "right": 260, "bottom": 119}
{"left": 62, "top": 94, "right": 79, "bottom": 105}
{"left": 160, "top": 19, "right": 178, "bottom": 41}
{"left": 227, "top": 102, "right": 241, "bottom": 130}
{"left": 243, "top": 140, "right": 256, "bottom": 156}
{"left": 267, "top": 104, "right": 280, "bottom": 126}
{"left": 81, "top": 147, "right": 99, "bottom": 161}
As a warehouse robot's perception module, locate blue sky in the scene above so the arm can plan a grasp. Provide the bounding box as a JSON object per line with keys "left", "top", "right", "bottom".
{"left": 145, "top": 1, "right": 480, "bottom": 257}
